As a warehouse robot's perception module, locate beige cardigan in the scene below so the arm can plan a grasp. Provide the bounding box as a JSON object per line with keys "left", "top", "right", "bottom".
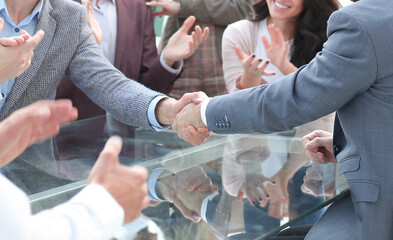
{"left": 222, "top": 19, "right": 260, "bottom": 93}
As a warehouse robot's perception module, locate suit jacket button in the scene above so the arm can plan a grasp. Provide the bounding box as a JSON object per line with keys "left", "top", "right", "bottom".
{"left": 333, "top": 145, "right": 341, "bottom": 155}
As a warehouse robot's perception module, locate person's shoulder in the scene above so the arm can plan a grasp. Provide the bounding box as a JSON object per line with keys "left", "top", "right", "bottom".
{"left": 48, "top": 0, "right": 84, "bottom": 16}
{"left": 226, "top": 19, "right": 256, "bottom": 35}
{"left": 331, "top": 1, "right": 390, "bottom": 28}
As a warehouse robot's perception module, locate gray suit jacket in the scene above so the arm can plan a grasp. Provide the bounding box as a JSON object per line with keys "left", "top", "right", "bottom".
{"left": 207, "top": 0, "right": 393, "bottom": 239}
{"left": 1, "top": 0, "right": 163, "bottom": 194}
{"left": 0, "top": 0, "right": 162, "bottom": 126}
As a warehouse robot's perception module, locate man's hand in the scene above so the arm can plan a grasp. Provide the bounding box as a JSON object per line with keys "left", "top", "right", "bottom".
{"left": 301, "top": 130, "right": 336, "bottom": 164}
{"left": 88, "top": 136, "right": 150, "bottom": 223}
{"left": 0, "top": 100, "right": 78, "bottom": 167}
{"left": 155, "top": 92, "right": 211, "bottom": 145}
{"left": 162, "top": 16, "right": 209, "bottom": 67}
{"left": 81, "top": 0, "right": 103, "bottom": 45}
{"left": 146, "top": 0, "right": 181, "bottom": 17}
{"left": 171, "top": 98, "right": 208, "bottom": 145}
{"left": 301, "top": 163, "right": 336, "bottom": 197}
{"left": 0, "top": 18, "right": 45, "bottom": 83}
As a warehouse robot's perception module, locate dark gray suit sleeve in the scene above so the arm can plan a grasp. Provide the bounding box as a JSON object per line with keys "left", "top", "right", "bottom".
{"left": 206, "top": 10, "right": 377, "bottom": 134}
{"left": 66, "top": 7, "right": 163, "bottom": 128}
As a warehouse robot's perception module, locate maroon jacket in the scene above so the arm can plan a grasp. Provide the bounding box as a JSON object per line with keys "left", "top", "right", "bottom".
{"left": 56, "top": 0, "right": 180, "bottom": 120}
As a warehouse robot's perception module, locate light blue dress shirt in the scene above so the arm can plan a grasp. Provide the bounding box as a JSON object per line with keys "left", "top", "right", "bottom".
{"left": 0, "top": 0, "right": 43, "bottom": 111}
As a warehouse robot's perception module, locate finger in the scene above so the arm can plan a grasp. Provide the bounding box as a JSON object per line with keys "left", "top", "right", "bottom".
{"left": 268, "top": 25, "right": 277, "bottom": 45}
{"left": 180, "top": 16, "right": 196, "bottom": 34}
{"left": 261, "top": 34, "right": 271, "bottom": 50}
{"left": 25, "top": 30, "right": 45, "bottom": 48}
{"left": 234, "top": 45, "right": 247, "bottom": 61}
{"left": 194, "top": 25, "right": 203, "bottom": 43}
{"left": 305, "top": 137, "right": 331, "bottom": 153}
{"left": 250, "top": 58, "right": 263, "bottom": 71}
{"left": 197, "top": 127, "right": 210, "bottom": 134}
{"left": 12, "top": 36, "right": 26, "bottom": 45}
{"left": 97, "top": 136, "right": 123, "bottom": 165}
{"left": 173, "top": 196, "right": 201, "bottom": 222}
{"left": 0, "top": 38, "right": 18, "bottom": 47}
{"left": 20, "top": 30, "right": 31, "bottom": 41}
{"left": 145, "top": 1, "right": 164, "bottom": 8}
{"left": 202, "top": 27, "right": 209, "bottom": 41}
{"left": 184, "top": 126, "right": 209, "bottom": 145}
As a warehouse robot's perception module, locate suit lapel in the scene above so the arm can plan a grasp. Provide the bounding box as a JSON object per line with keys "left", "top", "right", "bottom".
{"left": 0, "top": 0, "right": 57, "bottom": 119}
{"left": 114, "top": 0, "right": 128, "bottom": 69}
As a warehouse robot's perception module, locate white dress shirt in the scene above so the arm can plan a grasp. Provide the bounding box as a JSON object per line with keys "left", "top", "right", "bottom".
{"left": 0, "top": 174, "right": 124, "bottom": 240}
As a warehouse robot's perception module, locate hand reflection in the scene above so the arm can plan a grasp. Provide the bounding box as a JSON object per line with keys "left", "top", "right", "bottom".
{"left": 156, "top": 166, "right": 218, "bottom": 222}
{"left": 301, "top": 163, "right": 336, "bottom": 197}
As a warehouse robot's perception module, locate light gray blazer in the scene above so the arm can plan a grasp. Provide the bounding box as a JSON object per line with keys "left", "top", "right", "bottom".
{"left": 1, "top": 0, "right": 163, "bottom": 194}
{"left": 207, "top": 0, "right": 393, "bottom": 239}
{"left": 0, "top": 0, "right": 162, "bottom": 127}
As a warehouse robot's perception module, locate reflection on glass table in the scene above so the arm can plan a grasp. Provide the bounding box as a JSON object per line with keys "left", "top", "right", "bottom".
{"left": 1, "top": 115, "right": 348, "bottom": 240}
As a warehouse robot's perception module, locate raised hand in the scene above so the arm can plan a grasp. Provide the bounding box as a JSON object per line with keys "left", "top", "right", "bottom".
{"left": 145, "top": 0, "right": 181, "bottom": 17}
{"left": 261, "top": 24, "right": 297, "bottom": 75}
{"left": 0, "top": 100, "right": 78, "bottom": 167}
{"left": 0, "top": 18, "right": 45, "bottom": 83}
{"left": 81, "top": 0, "right": 103, "bottom": 45}
{"left": 301, "top": 130, "right": 336, "bottom": 164}
{"left": 234, "top": 45, "right": 274, "bottom": 89}
{"left": 88, "top": 136, "right": 150, "bottom": 223}
{"left": 162, "top": 16, "right": 209, "bottom": 67}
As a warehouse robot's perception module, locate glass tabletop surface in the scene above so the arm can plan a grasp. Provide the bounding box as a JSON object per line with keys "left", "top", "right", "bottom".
{"left": 3, "top": 115, "right": 349, "bottom": 240}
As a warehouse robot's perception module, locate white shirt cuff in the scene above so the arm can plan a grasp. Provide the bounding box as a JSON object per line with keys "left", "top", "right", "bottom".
{"left": 71, "top": 184, "right": 124, "bottom": 239}
{"left": 200, "top": 98, "right": 210, "bottom": 126}
{"left": 160, "top": 53, "right": 183, "bottom": 75}
{"left": 147, "top": 96, "right": 171, "bottom": 131}
{"left": 200, "top": 193, "right": 219, "bottom": 222}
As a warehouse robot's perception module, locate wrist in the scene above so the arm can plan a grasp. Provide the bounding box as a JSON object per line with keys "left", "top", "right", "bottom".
{"left": 279, "top": 60, "right": 297, "bottom": 75}
{"left": 239, "top": 73, "right": 262, "bottom": 89}
{"left": 162, "top": 50, "right": 176, "bottom": 67}
{"left": 155, "top": 98, "right": 177, "bottom": 125}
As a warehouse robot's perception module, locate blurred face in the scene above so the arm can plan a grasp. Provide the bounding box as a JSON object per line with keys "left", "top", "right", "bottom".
{"left": 266, "top": 0, "right": 305, "bottom": 22}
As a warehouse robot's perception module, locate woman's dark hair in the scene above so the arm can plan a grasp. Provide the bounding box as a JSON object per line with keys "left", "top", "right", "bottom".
{"left": 251, "top": 0, "right": 339, "bottom": 67}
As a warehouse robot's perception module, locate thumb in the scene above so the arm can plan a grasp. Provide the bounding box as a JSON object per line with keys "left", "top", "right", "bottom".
{"left": 234, "top": 45, "right": 246, "bottom": 60}
{"left": 97, "top": 136, "right": 123, "bottom": 166}
{"left": 179, "top": 16, "right": 196, "bottom": 34}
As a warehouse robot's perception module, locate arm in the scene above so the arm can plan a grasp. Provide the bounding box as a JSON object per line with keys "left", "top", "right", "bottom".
{"left": 206, "top": 10, "right": 377, "bottom": 133}
{"left": 66, "top": 7, "right": 163, "bottom": 128}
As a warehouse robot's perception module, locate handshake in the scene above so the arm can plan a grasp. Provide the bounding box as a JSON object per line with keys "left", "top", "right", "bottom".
{"left": 155, "top": 91, "right": 212, "bottom": 145}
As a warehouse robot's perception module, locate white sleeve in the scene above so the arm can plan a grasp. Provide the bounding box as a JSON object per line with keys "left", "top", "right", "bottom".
{"left": 29, "top": 184, "right": 124, "bottom": 240}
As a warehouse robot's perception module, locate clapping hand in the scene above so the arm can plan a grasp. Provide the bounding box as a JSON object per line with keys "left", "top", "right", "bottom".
{"left": 234, "top": 45, "right": 274, "bottom": 89}
{"left": 261, "top": 24, "right": 297, "bottom": 75}
{"left": 162, "top": 16, "right": 209, "bottom": 67}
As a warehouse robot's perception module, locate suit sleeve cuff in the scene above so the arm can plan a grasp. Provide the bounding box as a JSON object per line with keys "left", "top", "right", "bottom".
{"left": 159, "top": 53, "right": 183, "bottom": 75}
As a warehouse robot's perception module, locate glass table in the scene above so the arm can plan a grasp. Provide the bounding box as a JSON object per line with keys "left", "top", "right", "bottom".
{"left": 3, "top": 115, "right": 349, "bottom": 240}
